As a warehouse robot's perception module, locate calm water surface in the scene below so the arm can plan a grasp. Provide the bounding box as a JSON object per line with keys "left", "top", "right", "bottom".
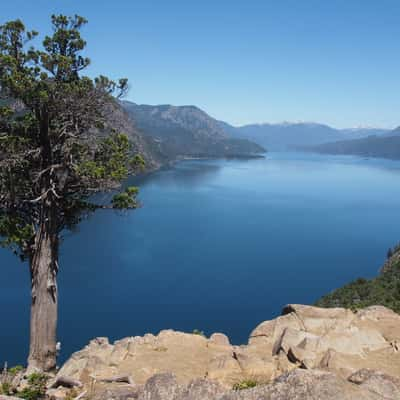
{"left": 2, "top": 152, "right": 400, "bottom": 365}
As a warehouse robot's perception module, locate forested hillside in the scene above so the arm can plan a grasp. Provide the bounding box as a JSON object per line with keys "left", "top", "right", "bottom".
{"left": 122, "top": 101, "right": 265, "bottom": 159}
{"left": 309, "top": 130, "right": 400, "bottom": 160}
{"left": 316, "top": 245, "right": 400, "bottom": 312}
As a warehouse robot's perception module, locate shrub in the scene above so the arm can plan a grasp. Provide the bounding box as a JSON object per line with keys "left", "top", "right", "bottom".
{"left": 192, "top": 329, "right": 205, "bottom": 337}
{"left": 233, "top": 379, "right": 258, "bottom": 391}
{"left": 9, "top": 365, "right": 24, "bottom": 376}
{"left": 0, "top": 382, "right": 12, "bottom": 395}
{"left": 18, "top": 373, "right": 48, "bottom": 400}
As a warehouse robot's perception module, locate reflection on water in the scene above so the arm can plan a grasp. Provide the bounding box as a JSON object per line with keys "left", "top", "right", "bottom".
{"left": 129, "top": 161, "right": 223, "bottom": 189}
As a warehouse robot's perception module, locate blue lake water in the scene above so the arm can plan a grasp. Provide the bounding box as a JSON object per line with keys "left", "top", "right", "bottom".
{"left": 2, "top": 152, "right": 400, "bottom": 366}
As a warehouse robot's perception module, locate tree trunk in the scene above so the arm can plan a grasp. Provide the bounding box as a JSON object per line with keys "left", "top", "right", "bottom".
{"left": 27, "top": 209, "right": 59, "bottom": 373}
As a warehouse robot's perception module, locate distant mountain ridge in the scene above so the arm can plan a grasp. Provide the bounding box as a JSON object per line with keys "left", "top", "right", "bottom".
{"left": 219, "top": 121, "right": 390, "bottom": 151}
{"left": 120, "top": 100, "right": 399, "bottom": 161}
{"left": 122, "top": 101, "right": 266, "bottom": 159}
{"left": 5, "top": 94, "right": 398, "bottom": 162}
{"left": 307, "top": 134, "right": 400, "bottom": 160}
{"left": 382, "top": 126, "right": 400, "bottom": 137}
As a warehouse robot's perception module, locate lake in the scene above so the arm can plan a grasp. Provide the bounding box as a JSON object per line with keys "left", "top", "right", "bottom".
{"left": 2, "top": 152, "right": 400, "bottom": 366}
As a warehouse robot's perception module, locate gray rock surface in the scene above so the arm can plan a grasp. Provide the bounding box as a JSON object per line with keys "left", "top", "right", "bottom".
{"left": 129, "top": 369, "right": 399, "bottom": 400}
{"left": 221, "top": 369, "right": 384, "bottom": 400}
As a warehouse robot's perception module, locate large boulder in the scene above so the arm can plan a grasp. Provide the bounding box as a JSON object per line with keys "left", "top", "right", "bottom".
{"left": 348, "top": 369, "right": 400, "bottom": 399}
{"left": 248, "top": 303, "right": 398, "bottom": 375}
{"left": 56, "top": 304, "right": 400, "bottom": 394}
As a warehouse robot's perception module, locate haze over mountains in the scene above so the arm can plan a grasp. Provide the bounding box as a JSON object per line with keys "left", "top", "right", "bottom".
{"left": 5, "top": 95, "right": 398, "bottom": 165}
{"left": 220, "top": 121, "right": 390, "bottom": 151}
{"left": 309, "top": 131, "right": 400, "bottom": 160}
{"left": 120, "top": 101, "right": 400, "bottom": 161}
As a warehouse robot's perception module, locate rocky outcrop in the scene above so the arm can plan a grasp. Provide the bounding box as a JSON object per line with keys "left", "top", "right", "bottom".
{"left": 69, "top": 369, "right": 400, "bottom": 400}
{"left": 248, "top": 304, "right": 400, "bottom": 377}
{"left": 223, "top": 369, "right": 393, "bottom": 400}
{"left": 55, "top": 304, "right": 400, "bottom": 399}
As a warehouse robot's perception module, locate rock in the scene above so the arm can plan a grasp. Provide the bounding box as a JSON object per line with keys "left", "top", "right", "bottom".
{"left": 98, "top": 374, "right": 134, "bottom": 384}
{"left": 222, "top": 369, "right": 383, "bottom": 400}
{"left": 356, "top": 306, "right": 400, "bottom": 342}
{"left": 234, "top": 351, "right": 277, "bottom": 381}
{"left": 207, "top": 354, "right": 243, "bottom": 386}
{"left": 249, "top": 303, "right": 396, "bottom": 374}
{"left": 56, "top": 304, "right": 400, "bottom": 396}
{"left": 249, "top": 312, "right": 302, "bottom": 353}
{"left": 49, "top": 376, "right": 83, "bottom": 389}
{"left": 287, "top": 345, "right": 315, "bottom": 368}
{"left": 348, "top": 369, "right": 400, "bottom": 399}
{"left": 319, "top": 348, "right": 362, "bottom": 377}
{"left": 176, "top": 378, "right": 226, "bottom": 400}
{"left": 273, "top": 327, "right": 317, "bottom": 356}
{"left": 132, "top": 369, "right": 396, "bottom": 400}
{"left": 78, "top": 368, "right": 400, "bottom": 400}
{"left": 138, "top": 373, "right": 180, "bottom": 400}
{"left": 46, "top": 387, "right": 70, "bottom": 400}
{"left": 0, "top": 396, "right": 22, "bottom": 400}
{"left": 281, "top": 304, "right": 356, "bottom": 334}
{"left": 90, "top": 384, "right": 140, "bottom": 400}
{"left": 58, "top": 330, "right": 238, "bottom": 387}
{"left": 209, "top": 333, "right": 230, "bottom": 346}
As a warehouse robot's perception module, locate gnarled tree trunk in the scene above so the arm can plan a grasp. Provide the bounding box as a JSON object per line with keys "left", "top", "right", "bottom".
{"left": 27, "top": 207, "right": 59, "bottom": 372}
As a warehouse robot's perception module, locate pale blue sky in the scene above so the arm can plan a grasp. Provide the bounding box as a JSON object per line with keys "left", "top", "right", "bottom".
{"left": 2, "top": 0, "right": 400, "bottom": 128}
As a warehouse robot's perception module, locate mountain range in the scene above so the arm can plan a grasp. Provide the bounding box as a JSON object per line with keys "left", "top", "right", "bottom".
{"left": 308, "top": 130, "right": 400, "bottom": 160}
{"left": 121, "top": 101, "right": 265, "bottom": 161}
{"left": 4, "top": 96, "right": 398, "bottom": 165}
{"left": 220, "top": 121, "right": 390, "bottom": 151}
{"left": 118, "top": 101, "right": 400, "bottom": 164}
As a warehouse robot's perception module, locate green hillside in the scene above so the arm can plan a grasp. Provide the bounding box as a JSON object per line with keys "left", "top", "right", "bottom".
{"left": 316, "top": 245, "right": 400, "bottom": 313}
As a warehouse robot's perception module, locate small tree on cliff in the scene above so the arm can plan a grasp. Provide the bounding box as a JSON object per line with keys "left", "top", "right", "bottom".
{"left": 0, "top": 15, "right": 144, "bottom": 372}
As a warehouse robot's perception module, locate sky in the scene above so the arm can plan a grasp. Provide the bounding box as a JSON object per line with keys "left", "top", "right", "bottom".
{"left": 2, "top": 0, "right": 400, "bottom": 128}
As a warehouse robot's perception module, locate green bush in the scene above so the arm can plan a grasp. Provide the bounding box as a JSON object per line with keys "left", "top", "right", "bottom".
{"left": 192, "top": 329, "right": 205, "bottom": 337}
{"left": 233, "top": 379, "right": 258, "bottom": 391}
{"left": 0, "top": 382, "right": 12, "bottom": 395}
{"left": 18, "top": 373, "right": 48, "bottom": 400}
{"left": 9, "top": 365, "right": 24, "bottom": 375}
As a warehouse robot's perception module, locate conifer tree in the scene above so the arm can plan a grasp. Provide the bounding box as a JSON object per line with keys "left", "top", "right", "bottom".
{"left": 0, "top": 15, "right": 144, "bottom": 371}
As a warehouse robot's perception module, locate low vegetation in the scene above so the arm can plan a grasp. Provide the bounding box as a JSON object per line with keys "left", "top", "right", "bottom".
{"left": 18, "top": 373, "right": 48, "bottom": 400}
{"left": 8, "top": 365, "right": 24, "bottom": 376}
{"left": 0, "top": 367, "right": 48, "bottom": 400}
{"left": 232, "top": 379, "right": 259, "bottom": 391}
{"left": 310, "top": 133, "right": 400, "bottom": 160}
{"left": 0, "top": 382, "right": 12, "bottom": 396}
{"left": 192, "top": 329, "right": 206, "bottom": 337}
{"left": 316, "top": 244, "right": 400, "bottom": 312}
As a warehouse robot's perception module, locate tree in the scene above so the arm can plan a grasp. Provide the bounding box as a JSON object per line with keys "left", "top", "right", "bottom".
{"left": 0, "top": 15, "right": 144, "bottom": 372}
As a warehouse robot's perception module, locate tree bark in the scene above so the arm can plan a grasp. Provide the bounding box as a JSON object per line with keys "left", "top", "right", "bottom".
{"left": 27, "top": 207, "right": 59, "bottom": 373}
